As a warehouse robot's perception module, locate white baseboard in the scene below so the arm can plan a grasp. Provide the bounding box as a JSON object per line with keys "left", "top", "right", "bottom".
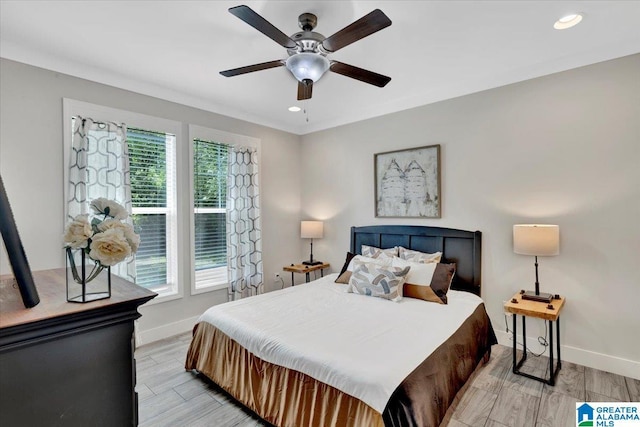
{"left": 495, "top": 329, "right": 640, "bottom": 380}
{"left": 135, "top": 316, "right": 199, "bottom": 347}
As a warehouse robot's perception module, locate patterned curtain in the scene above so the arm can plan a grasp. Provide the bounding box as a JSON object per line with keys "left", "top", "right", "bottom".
{"left": 67, "top": 117, "right": 135, "bottom": 281}
{"left": 226, "top": 146, "right": 263, "bottom": 300}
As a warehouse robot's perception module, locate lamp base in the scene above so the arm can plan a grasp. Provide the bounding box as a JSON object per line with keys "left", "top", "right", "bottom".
{"left": 521, "top": 290, "right": 553, "bottom": 303}
{"left": 302, "top": 260, "right": 323, "bottom": 266}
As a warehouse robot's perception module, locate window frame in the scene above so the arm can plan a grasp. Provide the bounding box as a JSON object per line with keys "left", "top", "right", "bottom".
{"left": 63, "top": 99, "right": 183, "bottom": 304}
{"left": 188, "top": 125, "right": 260, "bottom": 295}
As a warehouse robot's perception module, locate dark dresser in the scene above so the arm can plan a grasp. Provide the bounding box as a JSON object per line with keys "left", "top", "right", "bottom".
{"left": 0, "top": 268, "right": 156, "bottom": 426}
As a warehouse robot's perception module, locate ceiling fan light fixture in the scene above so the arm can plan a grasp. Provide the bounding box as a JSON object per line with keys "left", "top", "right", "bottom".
{"left": 286, "top": 53, "right": 330, "bottom": 82}
{"left": 554, "top": 13, "right": 583, "bottom": 30}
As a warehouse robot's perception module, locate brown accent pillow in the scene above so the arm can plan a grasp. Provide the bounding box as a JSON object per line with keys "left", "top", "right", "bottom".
{"left": 335, "top": 271, "right": 352, "bottom": 284}
{"left": 403, "top": 283, "right": 444, "bottom": 304}
{"left": 429, "top": 263, "right": 456, "bottom": 304}
{"left": 335, "top": 252, "right": 356, "bottom": 284}
{"left": 402, "top": 262, "right": 455, "bottom": 304}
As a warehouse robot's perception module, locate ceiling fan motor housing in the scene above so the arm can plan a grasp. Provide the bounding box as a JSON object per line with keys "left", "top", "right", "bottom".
{"left": 288, "top": 30, "right": 326, "bottom": 55}
{"left": 298, "top": 13, "right": 317, "bottom": 31}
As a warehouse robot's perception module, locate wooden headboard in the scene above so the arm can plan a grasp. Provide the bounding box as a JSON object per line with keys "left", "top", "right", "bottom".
{"left": 350, "top": 225, "right": 482, "bottom": 296}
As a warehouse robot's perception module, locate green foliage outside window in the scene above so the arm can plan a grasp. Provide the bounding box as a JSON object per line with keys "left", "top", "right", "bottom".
{"left": 128, "top": 128, "right": 167, "bottom": 208}
{"left": 194, "top": 139, "right": 228, "bottom": 209}
{"left": 194, "top": 139, "right": 228, "bottom": 271}
{"left": 126, "top": 129, "right": 229, "bottom": 287}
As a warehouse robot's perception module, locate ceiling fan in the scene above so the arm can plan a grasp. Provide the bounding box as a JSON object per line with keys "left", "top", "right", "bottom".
{"left": 220, "top": 5, "right": 392, "bottom": 100}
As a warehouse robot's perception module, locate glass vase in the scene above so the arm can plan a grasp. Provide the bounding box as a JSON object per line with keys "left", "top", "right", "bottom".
{"left": 66, "top": 247, "right": 111, "bottom": 303}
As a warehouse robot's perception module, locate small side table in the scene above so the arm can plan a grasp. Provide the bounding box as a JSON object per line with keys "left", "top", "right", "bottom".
{"left": 283, "top": 263, "right": 330, "bottom": 286}
{"left": 504, "top": 292, "right": 565, "bottom": 386}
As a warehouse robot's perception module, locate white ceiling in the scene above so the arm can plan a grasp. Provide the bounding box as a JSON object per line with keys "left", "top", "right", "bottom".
{"left": 1, "top": 1, "right": 639, "bottom": 135}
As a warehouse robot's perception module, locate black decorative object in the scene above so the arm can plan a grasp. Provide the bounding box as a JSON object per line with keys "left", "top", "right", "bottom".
{"left": 0, "top": 175, "right": 39, "bottom": 308}
{"left": 66, "top": 247, "right": 111, "bottom": 303}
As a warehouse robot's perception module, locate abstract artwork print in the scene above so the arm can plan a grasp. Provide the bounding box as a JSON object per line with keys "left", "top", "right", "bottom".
{"left": 375, "top": 145, "right": 440, "bottom": 218}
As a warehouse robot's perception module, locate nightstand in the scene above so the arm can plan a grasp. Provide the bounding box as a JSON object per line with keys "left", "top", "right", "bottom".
{"left": 283, "top": 263, "right": 330, "bottom": 286}
{"left": 504, "top": 292, "right": 565, "bottom": 386}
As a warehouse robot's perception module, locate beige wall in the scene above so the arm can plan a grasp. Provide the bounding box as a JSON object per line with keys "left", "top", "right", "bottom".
{"left": 0, "top": 58, "right": 302, "bottom": 341}
{"left": 2, "top": 54, "right": 638, "bottom": 377}
{"left": 300, "top": 54, "right": 640, "bottom": 377}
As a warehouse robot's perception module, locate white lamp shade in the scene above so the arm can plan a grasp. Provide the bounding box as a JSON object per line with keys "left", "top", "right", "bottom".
{"left": 513, "top": 224, "right": 559, "bottom": 256}
{"left": 301, "top": 221, "right": 323, "bottom": 239}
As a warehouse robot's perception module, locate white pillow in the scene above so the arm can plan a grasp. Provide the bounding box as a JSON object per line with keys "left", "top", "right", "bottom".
{"left": 392, "top": 257, "right": 437, "bottom": 297}
{"left": 398, "top": 247, "right": 442, "bottom": 263}
{"left": 361, "top": 244, "right": 398, "bottom": 259}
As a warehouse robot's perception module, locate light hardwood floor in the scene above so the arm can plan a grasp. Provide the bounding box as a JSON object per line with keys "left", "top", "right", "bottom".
{"left": 136, "top": 333, "right": 639, "bottom": 427}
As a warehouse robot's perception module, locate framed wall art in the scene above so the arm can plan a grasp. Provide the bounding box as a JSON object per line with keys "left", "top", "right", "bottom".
{"left": 374, "top": 144, "right": 441, "bottom": 218}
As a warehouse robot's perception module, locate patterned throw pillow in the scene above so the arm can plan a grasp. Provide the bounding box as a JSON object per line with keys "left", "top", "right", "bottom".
{"left": 347, "top": 261, "right": 410, "bottom": 301}
{"left": 398, "top": 247, "right": 442, "bottom": 263}
{"left": 336, "top": 254, "right": 393, "bottom": 284}
{"left": 361, "top": 244, "right": 398, "bottom": 259}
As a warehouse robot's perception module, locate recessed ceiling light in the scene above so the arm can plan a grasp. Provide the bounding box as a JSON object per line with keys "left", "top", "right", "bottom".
{"left": 554, "top": 13, "right": 583, "bottom": 30}
{"left": 288, "top": 106, "right": 301, "bottom": 112}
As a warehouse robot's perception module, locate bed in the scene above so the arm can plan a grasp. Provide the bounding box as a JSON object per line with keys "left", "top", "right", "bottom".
{"left": 185, "top": 225, "right": 497, "bottom": 427}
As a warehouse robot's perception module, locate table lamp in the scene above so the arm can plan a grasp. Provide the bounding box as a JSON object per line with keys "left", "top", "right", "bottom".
{"left": 513, "top": 224, "right": 559, "bottom": 303}
{"left": 301, "top": 221, "right": 323, "bottom": 265}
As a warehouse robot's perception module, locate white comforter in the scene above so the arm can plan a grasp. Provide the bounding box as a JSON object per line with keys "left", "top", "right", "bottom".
{"left": 198, "top": 273, "right": 483, "bottom": 413}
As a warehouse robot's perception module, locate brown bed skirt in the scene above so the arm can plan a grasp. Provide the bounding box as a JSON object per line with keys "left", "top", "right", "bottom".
{"left": 185, "top": 321, "right": 384, "bottom": 427}
{"left": 185, "top": 303, "right": 496, "bottom": 427}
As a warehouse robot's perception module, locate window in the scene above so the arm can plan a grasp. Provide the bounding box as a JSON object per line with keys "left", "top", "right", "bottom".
{"left": 192, "top": 139, "right": 228, "bottom": 291}
{"left": 63, "top": 100, "right": 259, "bottom": 301}
{"left": 128, "top": 128, "right": 177, "bottom": 293}
{"left": 63, "top": 99, "right": 181, "bottom": 301}
{"left": 188, "top": 125, "right": 259, "bottom": 294}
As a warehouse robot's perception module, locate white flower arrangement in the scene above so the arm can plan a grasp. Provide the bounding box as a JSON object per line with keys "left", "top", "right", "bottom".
{"left": 64, "top": 198, "right": 140, "bottom": 268}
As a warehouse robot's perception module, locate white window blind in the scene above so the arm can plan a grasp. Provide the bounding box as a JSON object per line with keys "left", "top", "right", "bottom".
{"left": 193, "top": 138, "right": 228, "bottom": 290}
{"left": 129, "top": 127, "right": 177, "bottom": 293}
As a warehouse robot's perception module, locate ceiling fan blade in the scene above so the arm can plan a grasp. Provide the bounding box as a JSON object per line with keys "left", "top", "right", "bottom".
{"left": 330, "top": 61, "right": 391, "bottom": 87}
{"left": 220, "top": 60, "right": 284, "bottom": 77}
{"left": 229, "top": 5, "right": 297, "bottom": 49}
{"left": 321, "top": 9, "right": 391, "bottom": 53}
{"left": 297, "top": 79, "right": 313, "bottom": 100}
